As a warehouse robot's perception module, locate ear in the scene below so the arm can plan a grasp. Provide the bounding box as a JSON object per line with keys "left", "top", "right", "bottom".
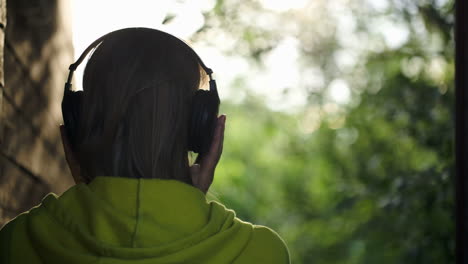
{"left": 60, "top": 125, "right": 85, "bottom": 184}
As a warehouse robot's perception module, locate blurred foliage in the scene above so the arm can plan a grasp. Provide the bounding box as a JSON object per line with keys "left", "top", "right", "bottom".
{"left": 197, "top": 0, "right": 455, "bottom": 263}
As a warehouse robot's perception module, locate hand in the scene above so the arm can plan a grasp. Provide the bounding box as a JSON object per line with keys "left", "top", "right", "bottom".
{"left": 60, "top": 125, "right": 86, "bottom": 184}
{"left": 190, "top": 115, "right": 226, "bottom": 193}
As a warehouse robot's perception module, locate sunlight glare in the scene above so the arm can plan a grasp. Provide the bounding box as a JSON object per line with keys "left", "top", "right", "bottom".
{"left": 259, "top": 0, "right": 309, "bottom": 12}
{"left": 328, "top": 79, "right": 351, "bottom": 104}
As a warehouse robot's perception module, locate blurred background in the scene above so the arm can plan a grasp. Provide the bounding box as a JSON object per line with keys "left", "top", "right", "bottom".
{"left": 0, "top": 0, "right": 454, "bottom": 263}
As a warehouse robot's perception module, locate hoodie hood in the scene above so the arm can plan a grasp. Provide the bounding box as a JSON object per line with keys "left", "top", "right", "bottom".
{"left": 17, "top": 176, "right": 253, "bottom": 263}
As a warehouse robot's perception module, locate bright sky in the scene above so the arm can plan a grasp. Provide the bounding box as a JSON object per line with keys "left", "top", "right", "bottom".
{"left": 70, "top": 0, "right": 208, "bottom": 89}
{"left": 70, "top": 0, "right": 313, "bottom": 112}
{"left": 71, "top": 0, "right": 409, "bottom": 113}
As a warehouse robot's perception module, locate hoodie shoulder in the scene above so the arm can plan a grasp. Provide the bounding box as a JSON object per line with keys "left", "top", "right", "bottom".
{"left": 233, "top": 225, "right": 290, "bottom": 264}
{"left": 0, "top": 213, "right": 29, "bottom": 264}
{"left": 0, "top": 217, "right": 16, "bottom": 264}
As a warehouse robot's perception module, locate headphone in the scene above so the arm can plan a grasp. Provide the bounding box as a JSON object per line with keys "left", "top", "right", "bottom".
{"left": 62, "top": 28, "right": 220, "bottom": 157}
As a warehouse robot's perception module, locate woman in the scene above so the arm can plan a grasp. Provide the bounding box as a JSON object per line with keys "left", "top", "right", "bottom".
{"left": 0, "top": 28, "right": 290, "bottom": 263}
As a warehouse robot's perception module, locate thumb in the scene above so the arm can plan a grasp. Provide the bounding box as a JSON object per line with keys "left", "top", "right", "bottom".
{"left": 190, "top": 164, "right": 201, "bottom": 184}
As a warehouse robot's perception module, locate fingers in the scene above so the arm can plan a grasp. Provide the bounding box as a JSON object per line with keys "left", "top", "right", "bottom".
{"left": 59, "top": 125, "right": 84, "bottom": 184}
{"left": 203, "top": 115, "right": 226, "bottom": 169}
{"left": 189, "top": 115, "right": 226, "bottom": 194}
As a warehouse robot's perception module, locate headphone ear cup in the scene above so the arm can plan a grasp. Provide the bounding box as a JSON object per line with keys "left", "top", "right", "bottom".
{"left": 188, "top": 90, "right": 220, "bottom": 155}
{"left": 61, "top": 89, "right": 83, "bottom": 149}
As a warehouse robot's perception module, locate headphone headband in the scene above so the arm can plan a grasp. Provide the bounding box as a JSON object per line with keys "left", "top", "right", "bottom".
{"left": 65, "top": 28, "right": 216, "bottom": 93}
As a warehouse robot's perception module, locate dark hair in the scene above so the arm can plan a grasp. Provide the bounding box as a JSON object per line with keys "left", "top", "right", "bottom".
{"left": 75, "top": 28, "right": 206, "bottom": 183}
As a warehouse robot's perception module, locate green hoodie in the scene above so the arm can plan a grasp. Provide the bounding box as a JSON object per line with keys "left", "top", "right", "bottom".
{"left": 0, "top": 176, "right": 290, "bottom": 263}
